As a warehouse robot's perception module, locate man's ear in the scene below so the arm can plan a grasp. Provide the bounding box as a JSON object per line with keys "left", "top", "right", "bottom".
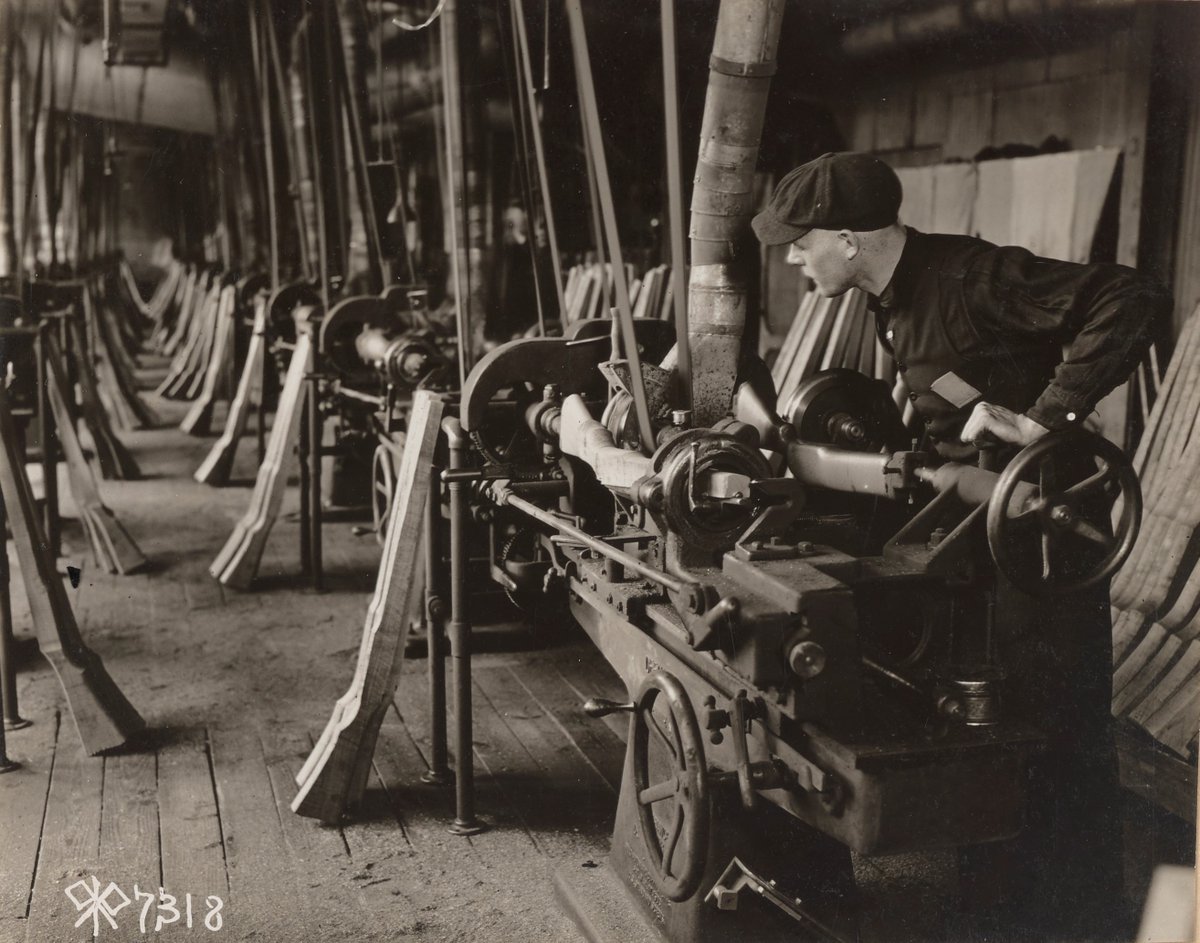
{"left": 837, "top": 230, "right": 860, "bottom": 260}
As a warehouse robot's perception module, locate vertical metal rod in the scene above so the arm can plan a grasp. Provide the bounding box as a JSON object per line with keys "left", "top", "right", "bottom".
{"left": 440, "top": 0, "right": 470, "bottom": 387}
{"left": 254, "top": 1, "right": 280, "bottom": 290}
{"left": 256, "top": 319, "right": 268, "bottom": 466}
{"left": 0, "top": 490, "right": 29, "bottom": 733}
{"left": 298, "top": 379, "right": 311, "bottom": 577}
{"left": 35, "top": 326, "right": 59, "bottom": 557}
{"left": 565, "top": 0, "right": 655, "bottom": 453}
{"left": 659, "top": 0, "right": 692, "bottom": 413}
{"left": 422, "top": 470, "right": 451, "bottom": 785}
{"left": 512, "top": 0, "right": 566, "bottom": 320}
{"left": 445, "top": 419, "right": 484, "bottom": 834}
{"left": 307, "top": 371, "right": 323, "bottom": 591}
{"left": 572, "top": 66, "right": 606, "bottom": 276}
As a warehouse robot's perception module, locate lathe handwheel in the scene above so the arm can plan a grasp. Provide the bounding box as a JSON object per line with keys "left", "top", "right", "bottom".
{"left": 986, "top": 429, "right": 1141, "bottom": 597}
{"left": 630, "top": 670, "right": 710, "bottom": 902}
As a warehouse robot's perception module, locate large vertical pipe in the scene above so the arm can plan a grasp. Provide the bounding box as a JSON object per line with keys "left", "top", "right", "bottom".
{"left": 687, "top": 0, "right": 785, "bottom": 427}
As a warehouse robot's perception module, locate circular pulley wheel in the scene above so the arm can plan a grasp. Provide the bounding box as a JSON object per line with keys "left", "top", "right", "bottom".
{"left": 986, "top": 429, "right": 1141, "bottom": 597}
{"left": 371, "top": 442, "right": 399, "bottom": 547}
{"left": 630, "top": 670, "right": 710, "bottom": 902}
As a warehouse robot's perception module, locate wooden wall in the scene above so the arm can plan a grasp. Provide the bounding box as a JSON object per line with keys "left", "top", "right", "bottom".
{"left": 835, "top": 19, "right": 1143, "bottom": 169}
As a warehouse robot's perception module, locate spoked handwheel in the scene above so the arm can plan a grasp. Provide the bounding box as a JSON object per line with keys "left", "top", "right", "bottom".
{"left": 371, "top": 442, "right": 399, "bottom": 546}
{"left": 630, "top": 670, "right": 710, "bottom": 902}
{"left": 987, "top": 429, "right": 1141, "bottom": 597}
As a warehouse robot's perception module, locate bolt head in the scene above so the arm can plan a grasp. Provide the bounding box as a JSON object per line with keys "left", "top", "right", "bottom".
{"left": 1050, "top": 505, "right": 1074, "bottom": 524}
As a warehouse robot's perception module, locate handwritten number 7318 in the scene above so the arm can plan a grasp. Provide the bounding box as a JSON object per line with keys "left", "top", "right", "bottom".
{"left": 64, "top": 877, "right": 224, "bottom": 937}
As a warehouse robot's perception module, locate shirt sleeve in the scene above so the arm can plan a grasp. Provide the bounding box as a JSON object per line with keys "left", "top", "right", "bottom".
{"left": 960, "top": 247, "right": 1171, "bottom": 430}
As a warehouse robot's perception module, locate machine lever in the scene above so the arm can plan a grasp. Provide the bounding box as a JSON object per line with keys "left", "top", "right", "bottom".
{"left": 705, "top": 857, "right": 851, "bottom": 943}
{"left": 729, "top": 691, "right": 759, "bottom": 810}
{"left": 582, "top": 697, "right": 635, "bottom": 718}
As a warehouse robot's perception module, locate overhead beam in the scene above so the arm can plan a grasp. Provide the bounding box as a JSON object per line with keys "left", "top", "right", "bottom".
{"left": 46, "top": 26, "right": 216, "bottom": 135}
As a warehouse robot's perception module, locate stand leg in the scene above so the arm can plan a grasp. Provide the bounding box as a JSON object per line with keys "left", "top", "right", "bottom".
{"left": 308, "top": 374, "right": 323, "bottom": 592}
{"left": 422, "top": 471, "right": 451, "bottom": 785}
{"left": 298, "top": 394, "right": 311, "bottom": 576}
{"left": 446, "top": 424, "right": 484, "bottom": 834}
{"left": 0, "top": 493, "right": 30, "bottom": 732}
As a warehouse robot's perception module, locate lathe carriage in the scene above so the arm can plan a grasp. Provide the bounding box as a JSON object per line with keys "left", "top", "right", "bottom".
{"left": 445, "top": 321, "right": 1141, "bottom": 941}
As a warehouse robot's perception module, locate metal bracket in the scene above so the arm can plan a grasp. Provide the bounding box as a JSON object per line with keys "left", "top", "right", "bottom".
{"left": 705, "top": 857, "right": 851, "bottom": 943}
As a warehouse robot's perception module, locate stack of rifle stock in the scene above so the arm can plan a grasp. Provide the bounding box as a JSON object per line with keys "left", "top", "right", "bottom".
{"left": 1109, "top": 303, "right": 1200, "bottom": 759}
{"left": 770, "top": 286, "right": 907, "bottom": 422}
{"left": 563, "top": 262, "right": 673, "bottom": 323}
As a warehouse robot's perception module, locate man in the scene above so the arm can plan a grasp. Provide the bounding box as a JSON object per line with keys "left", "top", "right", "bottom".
{"left": 752, "top": 151, "right": 1172, "bottom": 939}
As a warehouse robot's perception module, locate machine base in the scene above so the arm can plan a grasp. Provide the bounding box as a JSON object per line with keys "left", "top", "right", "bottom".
{"left": 554, "top": 859, "right": 667, "bottom": 943}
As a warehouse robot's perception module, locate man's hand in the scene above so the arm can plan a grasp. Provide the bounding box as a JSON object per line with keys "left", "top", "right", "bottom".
{"left": 960, "top": 402, "right": 1049, "bottom": 448}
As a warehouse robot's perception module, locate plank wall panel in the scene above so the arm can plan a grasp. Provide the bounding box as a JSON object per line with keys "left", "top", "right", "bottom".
{"left": 944, "top": 90, "right": 994, "bottom": 161}
{"left": 874, "top": 87, "right": 914, "bottom": 152}
{"left": 913, "top": 80, "right": 949, "bottom": 148}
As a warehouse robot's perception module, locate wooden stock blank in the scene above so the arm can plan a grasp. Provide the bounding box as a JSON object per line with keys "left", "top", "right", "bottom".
{"left": 0, "top": 381, "right": 144, "bottom": 754}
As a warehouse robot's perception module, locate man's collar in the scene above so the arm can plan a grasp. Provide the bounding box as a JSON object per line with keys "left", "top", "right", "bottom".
{"left": 872, "top": 227, "right": 924, "bottom": 312}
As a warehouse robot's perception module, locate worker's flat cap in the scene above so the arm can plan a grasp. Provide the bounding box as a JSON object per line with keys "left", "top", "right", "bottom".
{"left": 752, "top": 152, "right": 903, "bottom": 245}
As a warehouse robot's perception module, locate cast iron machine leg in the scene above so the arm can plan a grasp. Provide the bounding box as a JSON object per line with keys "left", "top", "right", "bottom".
{"left": 307, "top": 369, "right": 324, "bottom": 592}
{"left": 421, "top": 466, "right": 452, "bottom": 785}
{"left": 298, "top": 385, "right": 311, "bottom": 577}
{"left": 0, "top": 490, "right": 30, "bottom": 735}
{"left": 443, "top": 418, "right": 485, "bottom": 834}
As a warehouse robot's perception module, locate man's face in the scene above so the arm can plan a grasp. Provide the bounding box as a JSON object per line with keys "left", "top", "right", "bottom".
{"left": 785, "top": 229, "right": 857, "bottom": 297}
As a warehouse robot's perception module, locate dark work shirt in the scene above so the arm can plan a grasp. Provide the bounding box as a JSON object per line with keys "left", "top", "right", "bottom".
{"left": 868, "top": 228, "right": 1169, "bottom": 456}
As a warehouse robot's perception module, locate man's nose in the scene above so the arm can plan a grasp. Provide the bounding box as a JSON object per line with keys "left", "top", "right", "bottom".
{"left": 786, "top": 244, "right": 803, "bottom": 265}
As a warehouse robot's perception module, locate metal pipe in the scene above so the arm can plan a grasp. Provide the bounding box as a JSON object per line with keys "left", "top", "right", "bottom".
{"left": 0, "top": 491, "right": 29, "bottom": 732}
{"left": 422, "top": 468, "right": 451, "bottom": 785}
{"left": 307, "top": 370, "right": 323, "bottom": 592}
{"left": 512, "top": 0, "right": 566, "bottom": 322}
{"left": 841, "top": 0, "right": 1140, "bottom": 58}
{"left": 444, "top": 418, "right": 485, "bottom": 834}
{"left": 687, "top": 0, "right": 785, "bottom": 427}
{"left": 298, "top": 377, "right": 312, "bottom": 577}
{"left": 440, "top": 0, "right": 471, "bottom": 387}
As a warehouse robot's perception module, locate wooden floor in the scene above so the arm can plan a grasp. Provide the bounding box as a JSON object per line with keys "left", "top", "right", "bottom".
{"left": 1, "top": 382, "right": 1193, "bottom": 943}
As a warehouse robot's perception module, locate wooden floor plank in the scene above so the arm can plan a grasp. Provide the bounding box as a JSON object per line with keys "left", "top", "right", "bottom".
{"left": 0, "top": 712, "right": 59, "bottom": 928}
{"left": 472, "top": 666, "right": 613, "bottom": 852}
{"left": 98, "top": 751, "right": 161, "bottom": 900}
{"left": 262, "top": 729, "right": 376, "bottom": 940}
{"left": 508, "top": 658, "right": 625, "bottom": 793}
{"left": 21, "top": 734, "right": 104, "bottom": 942}
{"left": 156, "top": 727, "right": 228, "bottom": 923}
{"left": 553, "top": 649, "right": 631, "bottom": 744}
{"left": 207, "top": 727, "right": 307, "bottom": 941}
